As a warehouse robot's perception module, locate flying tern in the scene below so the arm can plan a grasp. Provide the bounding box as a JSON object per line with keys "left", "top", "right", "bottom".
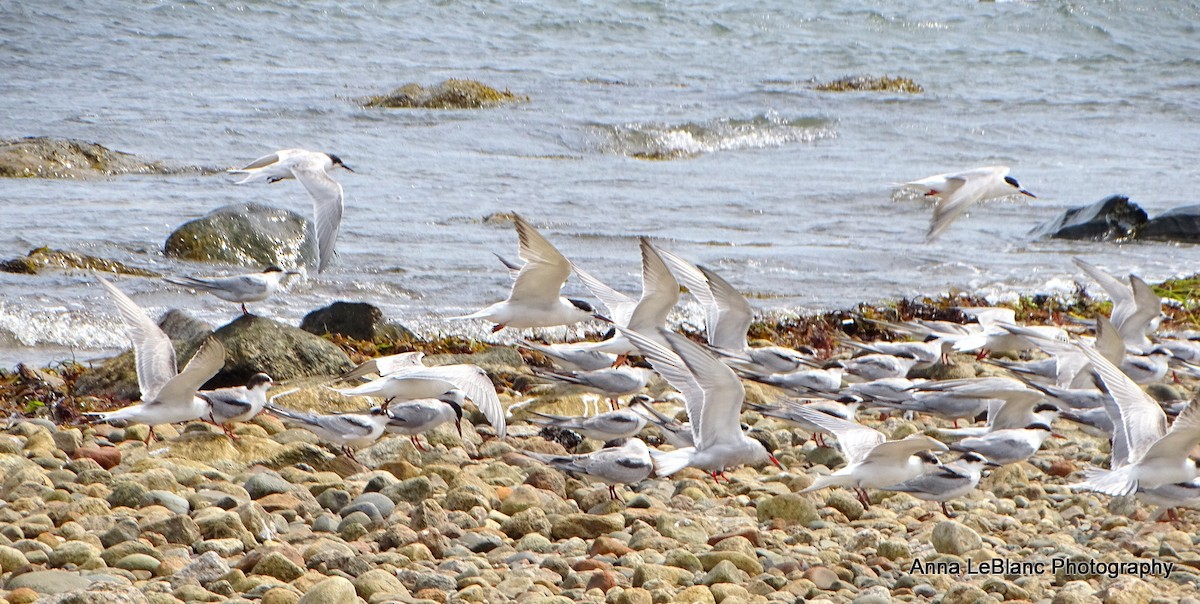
{"left": 900, "top": 166, "right": 1036, "bottom": 242}
{"left": 229, "top": 149, "right": 352, "bottom": 273}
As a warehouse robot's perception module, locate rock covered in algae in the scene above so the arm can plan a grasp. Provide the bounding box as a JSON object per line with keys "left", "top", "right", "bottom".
{"left": 0, "top": 247, "right": 158, "bottom": 277}
{"left": 163, "top": 202, "right": 317, "bottom": 269}
{"left": 815, "top": 75, "right": 924, "bottom": 93}
{"left": 361, "top": 79, "right": 528, "bottom": 109}
{"left": 0, "top": 136, "right": 194, "bottom": 178}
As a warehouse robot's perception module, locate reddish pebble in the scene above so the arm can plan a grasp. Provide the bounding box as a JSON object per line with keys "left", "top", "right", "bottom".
{"left": 589, "top": 535, "right": 634, "bottom": 557}
{"left": 586, "top": 570, "right": 619, "bottom": 592}
{"left": 1047, "top": 460, "right": 1077, "bottom": 477}
{"left": 73, "top": 446, "right": 121, "bottom": 469}
{"left": 572, "top": 559, "right": 611, "bottom": 572}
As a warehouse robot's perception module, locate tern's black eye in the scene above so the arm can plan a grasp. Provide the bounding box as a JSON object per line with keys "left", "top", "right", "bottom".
{"left": 1004, "top": 176, "right": 1020, "bottom": 188}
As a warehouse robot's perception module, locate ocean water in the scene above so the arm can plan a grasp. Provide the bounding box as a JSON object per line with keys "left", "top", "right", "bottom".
{"left": 2, "top": 0, "right": 1200, "bottom": 368}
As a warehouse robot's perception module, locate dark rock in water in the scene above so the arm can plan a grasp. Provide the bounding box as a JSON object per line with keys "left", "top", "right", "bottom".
{"left": 206, "top": 315, "right": 353, "bottom": 388}
{"left": 815, "top": 75, "right": 923, "bottom": 93}
{"left": 77, "top": 311, "right": 349, "bottom": 397}
{"left": 300, "top": 301, "right": 414, "bottom": 342}
{"left": 1138, "top": 205, "right": 1200, "bottom": 243}
{"left": 361, "top": 79, "right": 528, "bottom": 109}
{"left": 163, "top": 202, "right": 317, "bottom": 269}
{"left": 1029, "top": 194, "right": 1148, "bottom": 241}
{"left": 0, "top": 247, "right": 158, "bottom": 276}
{"left": 0, "top": 136, "right": 201, "bottom": 179}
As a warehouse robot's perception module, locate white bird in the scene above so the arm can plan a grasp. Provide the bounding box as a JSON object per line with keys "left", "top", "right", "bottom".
{"left": 882, "top": 452, "right": 998, "bottom": 517}
{"left": 333, "top": 363, "right": 506, "bottom": 438}
{"left": 1070, "top": 340, "right": 1200, "bottom": 497}
{"left": 748, "top": 398, "right": 860, "bottom": 447}
{"left": 900, "top": 166, "right": 1036, "bottom": 241}
{"left": 84, "top": 277, "right": 226, "bottom": 442}
{"left": 267, "top": 404, "right": 390, "bottom": 461}
{"left": 527, "top": 407, "right": 648, "bottom": 442}
{"left": 453, "top": 214, "right": 597, "bottom": 331}
{"left": 571, "top": 237, "right": 680, "bottom": 359}
{"left": 338, "top": 352, "right": 427, "bottom": 382}
{"left": 1073, "top": 258, "right": 1164, "bottom": 351}
{"left": 657, "top": 251, "right": 812, "bottom": 373}
{"left": 797, "top": 405, "right": 948, "bottom": 507}
{"left": 531, "top": 366, "right": 650, "bottom": 404}
{"left": 736, "top": 366, "right": 845, "bottom": 396}
{"left": 199, "top": 372, "right": 273, "bottom": 439}
{"left": 522, "top": 438, "right": 655, "bottom": 500}
{"left": 844, "top": 337, "right": 950, "bottom": 366}
{"left": 841, "top": 353, "right": 921, "bottom": 381}
{"left": 631, "top": 398, "right": 694, "bottom": 448}
{"left": 163, "top": 267, "right": 300, "bottom": 315}
{"left": 228, "top": 149, "right": 353, "bottom": 273}
{"left": 381, "top": 390, "right": 466, "bottom": 450}
{"left": 618, "top": 326, "right": 782, "bottom": 481}
{"left": 518, "top": 339, "right": 618, "bottom": 371}
{"left": 947, "top": 421, "right": 1054, "bottom": 465}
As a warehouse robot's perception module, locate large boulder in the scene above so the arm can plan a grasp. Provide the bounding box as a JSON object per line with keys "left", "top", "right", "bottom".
{"left": 0, "top": 247, "right": 158, "bottom": 276}
{"left": 1029, "top": 194, "right": 1148, "bottom": 241}
{"left": 0, "top": 137, "right": 193, "bottom": 179}
{"left": 1138, "top": 205, "right": 1200, "bottom": 243}
{"left": 361, "top": 79, "right": 527, "bottom": 109}
{"left": 206, "top": 315, "right": 354, "bottom": 388}
{"left": 164, "top": 202, "right": 317, "bottom": 269}
{"left": 76, "top": 312, "right": 351, "bottom": 398}
{"left": 300, "top": 301, "right": 414, "bottom": 342}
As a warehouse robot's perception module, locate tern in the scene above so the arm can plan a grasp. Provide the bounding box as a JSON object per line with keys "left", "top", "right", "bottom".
{"left": 571, "top": 237, "right": 680, "bottom": 359}
{"left": 518, "top": 339, "right": 618, "bottom": 372}
{"left": 1073, "top": 258, "right": 1164, "bottom": 351}
{"left": 658, "top": 250, "right": 812, "bottom": 373}
{"left": 736, "top": 366, "right": 845, "bottom": 397}
{"left": 333, "top": 362, "right": 506, "bottom": 438}
{"left": 746, "top": 398, "right": 860, "bottom": 447}
{"left": 522, "top": 438, "right": 655, "bottom": 500}
{"left": 163, "top": 267, "right": 300, "bottom": 315}
{"left": 531, "top": 366, "right": 650, "bottom": 404}
{"left": 617, "top": 326, "right": 781, "bottom": 480}
{"left": 381, "top": 390, "right": 466, "bottom": 450}
{"left": 1070, "top": 341, "right": 1200, "bottom": 497}
{"left": 267, "top": 404, "right": 390, "bottom": 462}
{"left": 900, "top": 166, "right": 1036, "bottom": 242}
{"left": 198, "top": 373, "right": 273, "bottom": 440}
{"left": 947, "top": 421, "right": 1054, "bottom": 465}
{"left": 229, "top": 149, "right": 353, "bottom": 273}
{"left": 631, "top": 397, "right": 695, "bottom": 448}
{"left": 882, "top": 452, "right": 999, "bottom": 517}
{"left": 84, "top": 277, "right": 226, "bottom": 442}
{"left": 453, "top": 214, "right": 597, "bottom": 332}
{"left": 796, "top": 405, "right": 947, "bottom": 507}
{"left": 527, "top": 407, "right": 648, "bottom": 442}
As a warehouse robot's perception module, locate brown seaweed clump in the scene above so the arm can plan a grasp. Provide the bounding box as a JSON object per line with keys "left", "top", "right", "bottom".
{"left": 0, "top": 247, "right": 159, "bottom": 277}
{"left": 361, "top": 79, "right": 528, "bottom": 109}
{"left": 815, "top": 75, "right": 924, "bottom": 93}
{"left": 0, "top": 136, "right": 200, "bottom": 178}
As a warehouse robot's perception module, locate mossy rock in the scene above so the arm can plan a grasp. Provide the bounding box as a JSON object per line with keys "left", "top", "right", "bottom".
{"left": 0, "top": 137, "right": 199, "bottom": 178}
{"left": 0, "top": 247, "right": 159, "bottom": 276}
{"left": 362, "top": 79, "right": 528, "bottom": 109}
{"left": 164, "top": 202, "right": 317, "bottom": 269}
{"left": 815, "top": 75, "right": 923, "bottom": 93}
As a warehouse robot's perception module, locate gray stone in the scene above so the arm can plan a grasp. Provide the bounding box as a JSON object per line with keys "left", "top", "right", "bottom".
{"left": 349, "top": 492, "right": 396, "bottom": 518}
{"left": 300, "top": 301, "right": 413, "bottom": 342}
{"left": 317, "top": 488, "right": 351, "bottom": 511}
{"left": 244, "top": 472, "right": 293, "bottom": 499}
{"left": 145, "top": 490, "right": 190, "bottom": 516}
{"left": 171, "top": 551, "right": 230, "bottom": 586}
{"left": 141, "top": 515, "right": 201, "bottom": 545}
{"left": 5, "top": 569, "right": 93, "bottom": 594}
{"left": 1031, "top": 194, "right": 1147, "bottom": 241}
{"left": 930, "top": 521, "right": 983, "bottom": 556}
{"left": 296, "top": 576, "right": 357, "bottom": 604}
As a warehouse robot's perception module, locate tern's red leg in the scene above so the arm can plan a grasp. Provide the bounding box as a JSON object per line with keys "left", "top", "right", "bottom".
{"left": 491, "top": 324, "right": 506, "bottom": 333}
{"left": 940, "top": 501, "right": 955, "bottom": 518}
{"left": 410, "top": 436, "right": 427, "bottom": 451}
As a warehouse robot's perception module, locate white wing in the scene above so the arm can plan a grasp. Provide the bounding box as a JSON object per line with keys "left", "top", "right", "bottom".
{"left": 339, "top": 352, "right": 426, "bottom": 381}
{"left": 291, "top": 160, "right": 344, "bottom": 273}
{"left": 625, "top": 239, "right": 680, "bottom": 333}
{"left": 1121, "top": 276, "right": 1163, "bottom": 349}
{"left": 1076, "top": 339, "right": 1166, "bottom": 463}
{"left": 393, "top": 364, "right": 505, "bottom": 438}
{"left": 571, "top": 264, "right": 636, "bottom": 325}
{"left": 921, "top": 167, "right": 1010, "bottom": 242}
{"left": 508, "top": 214, "right": 573, "bottom": 308}
{"left": 795, "top": 405, "right": 885, "bottom": 464}
{"left": 862, "top": 435, "right": 947, "bottom": 464}
{"left": 1140, "top": 400, "right": 1200, "bottom": 469}
{"left": 1074, "top": 258, "right": 1135, "bottom": 325}
{"left": 99, "top": 276, "right": 177, "bottom": 401}
{"left": 152, "top": 337, "right": 225, "bottom": 405}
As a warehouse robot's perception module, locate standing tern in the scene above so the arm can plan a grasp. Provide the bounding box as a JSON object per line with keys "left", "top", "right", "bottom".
{"left": 199, "top": 372, "right": 273, "bottom": 440}
{"left": 522, "top": 438, "right": 655, "bottom": 500}
{"left": 163, "top": 267, "right": 300, "bottom": 315}
{"left": 631, "top": 398, "right": 694, "bottom": 448}
{"left": 527, "top": 406, "right": 648, "bottom": 442}
{"left": 746, "top": 399, "right": 860, "bottom": 447}
{"left": 453, "top": 214, "right": 597, "bottom": 332}
{"left": 266, "top": 404, "right": 390, "bottom": 462}
{"left": 796, "top": 405, "right": 947, "bottom": 507}
{"left": 531, "top": 366, "right": 650, "bottom": 404}
{"left": 84, "top": 277, "right": 226, "bottom": 442}
{"left": 899, "top": 166, "right": 1036, "bottom": 242}
{"left": 518, "top": 339, "right": 618, "bottom": 371}
{"left": 947, "top": 421, "right": 1054, "bottom": 465}
{"left": 229, "top": 149, "right": 352, "bottom": 273}
{"left": 618, "top": 326, "right": 782, "bottom": 481}
{"left": 882, "top": 452, "right": 998, "bottom": 517}
{"left": 381, "top": 390, "right": 465, "bottom": 450}
{"left": 657, "top": 251, "right": 812, "bottom": 373}
{"left": 1070, "top": 341, "right": 1200, "bottom": 497}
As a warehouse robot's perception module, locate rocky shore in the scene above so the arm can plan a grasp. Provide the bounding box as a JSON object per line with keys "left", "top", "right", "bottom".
{"left": 1, "top": 290, "right": 1199, "bottom": 604}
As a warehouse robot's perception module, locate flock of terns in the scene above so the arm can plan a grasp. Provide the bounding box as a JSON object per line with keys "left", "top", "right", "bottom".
{"left": 75, "top": 149, "right": 1200, "bottom": 522}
